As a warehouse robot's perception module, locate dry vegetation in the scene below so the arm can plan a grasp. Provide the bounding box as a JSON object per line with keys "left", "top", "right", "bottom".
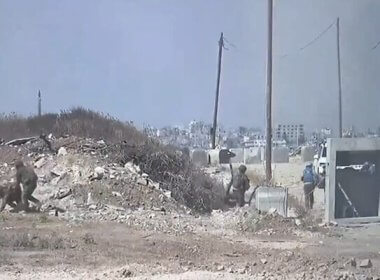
{"left": 0, "top": 108, "right": 144, "bottom": 143}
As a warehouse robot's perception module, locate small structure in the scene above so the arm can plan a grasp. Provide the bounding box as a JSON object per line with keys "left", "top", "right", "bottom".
{"left": 244, "top": 147, "right": 262, "bottom": 164}
{"left": 326, "top": 138, "right": 380, "bottom": 224}
{"left": 207, "top": 149, "right": 235, "bottom": 166}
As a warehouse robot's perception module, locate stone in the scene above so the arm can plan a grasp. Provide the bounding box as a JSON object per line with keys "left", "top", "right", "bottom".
{"left": 87, "top": 192, "right": 95, "bottom": 205}
{"left": 88, "top": 204, "right": 97, "bottom": 211}
{"left": 58, "top": 147, "right": 68, "bottom": 156}
{"left": 359, "top": 259, "right": 372, "bottom": 268}
{"left": 260, "top": 259, "right": 268, "bottom": 265}
{"left": 112, "top": 191, "right": 122, "bottom": 197}
{"left": 164, "top": 191, "right": 171, "bottom": 199}
{"left": 34, "top": 158, "right": 46, "bottom": 169}
{"left": 295, "top": 219, "right": 302, "bottom": 226}
{"left": 136, "top": 177, "right": 148, "bottom": 186}
{"left": 121, "top": 269, "right": 132, "bottom": 278}
{"left": 216, "top": 265, "right": 225, "bottom": 271}
{"left": 94, "top": 167, "right": 105, "bottom": 179}
{"left": 124, "top": 162, "right": 141, "bottom": 174}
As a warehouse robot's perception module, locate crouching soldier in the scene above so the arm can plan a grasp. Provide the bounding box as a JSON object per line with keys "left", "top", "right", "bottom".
{"left": 225, "top": 164, "right": 250, "bottom": 207}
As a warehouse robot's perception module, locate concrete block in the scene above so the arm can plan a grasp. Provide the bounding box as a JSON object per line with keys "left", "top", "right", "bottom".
{"left": 272, "top": 147, "right": 289, "bottom": 163}
{"left": 301, "top": 146, "right": 315, "bottom": 162}
{"left": 244, "top": 147, "right": 262, "bottom": 164}
{"left": 208, "top": 149, "right": 220, "bottom": 166}
{"left": 190, "top": 149, "right": 208, "bottom": 167}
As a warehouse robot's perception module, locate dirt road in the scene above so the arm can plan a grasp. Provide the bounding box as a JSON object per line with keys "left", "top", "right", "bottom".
{"left": 1, "top": 210, "right": 379, "bottom": 280}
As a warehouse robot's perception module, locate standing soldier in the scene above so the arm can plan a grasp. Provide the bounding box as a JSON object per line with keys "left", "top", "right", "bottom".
{"left": 225, "top": 164, "right": 250, "bottom": 207}
{"left": 301, "top": 163, "right": 317, "bottom": 209}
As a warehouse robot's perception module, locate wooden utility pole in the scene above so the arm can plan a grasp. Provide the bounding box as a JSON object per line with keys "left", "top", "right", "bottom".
{"left": 38, "top": 90, "right": 42, "bottom": 117}
{"left": 211, "top": 32, "right": 224, "bottom": 149}
{"left": 265, "top": 0, "right": 273, "bottom": 183}
{"left": 336, "top": 18, "right": 343, "bottom": 138}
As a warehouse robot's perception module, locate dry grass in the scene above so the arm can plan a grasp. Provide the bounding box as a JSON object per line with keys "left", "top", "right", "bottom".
{"left": 288, "top": 195, "right": 308, "bottom": 218}
{"left": 246, "top": 169, "right": 266, "bottom": 186}
{"left": 0, "top": 232, "right": 66, "bottom": 250}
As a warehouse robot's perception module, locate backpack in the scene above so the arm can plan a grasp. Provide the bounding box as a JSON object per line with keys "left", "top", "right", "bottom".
{"left": 303, "top": 167, "right": 315, "bottom": 184}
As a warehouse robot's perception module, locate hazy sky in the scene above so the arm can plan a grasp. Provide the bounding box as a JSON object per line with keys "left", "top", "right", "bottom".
{"left": 0, "top": 0, "right": 379, "bottom": 132}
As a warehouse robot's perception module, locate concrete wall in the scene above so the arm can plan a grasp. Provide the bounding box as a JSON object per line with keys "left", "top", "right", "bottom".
{"left": 190, "top": 149, "right": 208, "bottom": 167}
{"left": 230, "top": 148, "right": 244, "bottom": 163}
{"left": 301, "top": 146, "right": 315, "bottom": 162}
{"left": 272, "top": 147, "right": 289, "bottom": 163}
{"left": 244, "top": 147, "right": 262, "bottom": 164}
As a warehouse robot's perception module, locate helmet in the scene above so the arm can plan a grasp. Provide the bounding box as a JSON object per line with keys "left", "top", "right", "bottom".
{"left": 238, "top": 164, "right": 247, "bottom": 173}
{"left": 15, "top": 160, "right": 24, "bottom": 169}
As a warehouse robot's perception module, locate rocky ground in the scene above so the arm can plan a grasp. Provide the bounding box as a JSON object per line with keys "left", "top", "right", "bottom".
{"left": 0, "top": 136, "right": 379, "bottom": 279}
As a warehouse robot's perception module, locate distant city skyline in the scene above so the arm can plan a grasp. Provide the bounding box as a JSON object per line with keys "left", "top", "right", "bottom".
{"left": 0, "top": 0, "right": 379, "bottom": 133}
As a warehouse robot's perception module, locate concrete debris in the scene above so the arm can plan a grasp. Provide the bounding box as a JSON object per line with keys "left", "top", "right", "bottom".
{"left": 87, "top": 192, "right": 95, "bottom": 206}
{"left": 216, "top": 265, "right": 225, "bottom": 271}
{"left": 34, "top": 157, "right": 46, "bottom": 168}
{"left": 112, "top": 191, "right": 122, "bottom": 197}
{"left": 58, "top": 147, "right": 68, "bottom": 156}
{"left": 53, "top": 188, "right": 72, "bottom": 200}
{"left": 267, "top": 208, "right": 277, "bottom": 216}
{"left": 124, "top": 162, "right": 141, "bottom": 174}
{"left": 5, "top": 136, "right": 37, "bottom": 146}
{"left": 359, "top": 259, "right": 372, "bottom": 268}
{"left": 136, "top": 177, "right": 148, "bottom": 186}
{"left": 92, "top": 166, "right": 105, "bottom": 180}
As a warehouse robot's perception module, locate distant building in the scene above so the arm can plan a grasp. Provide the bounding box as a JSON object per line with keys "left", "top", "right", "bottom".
{"left": 275, "top": 124, "right": 305, "bottom": 144}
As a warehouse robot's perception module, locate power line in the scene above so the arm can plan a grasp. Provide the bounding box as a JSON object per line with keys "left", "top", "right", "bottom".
{"left": 277, "top": 20, "right": 336, "bottom": 59}
{"left": 372, "top": 40, "right": 380, "bottom": 50}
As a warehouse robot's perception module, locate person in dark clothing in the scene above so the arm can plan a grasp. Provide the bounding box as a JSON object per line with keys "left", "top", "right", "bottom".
{"left": 301, "top": 163, "right": 317, "bottom": 209}
{"left": 225, "top": 164, "right": 250, "bottom": 207}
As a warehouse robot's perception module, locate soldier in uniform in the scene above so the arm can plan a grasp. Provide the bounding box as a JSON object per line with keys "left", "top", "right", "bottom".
{"left": 225, "top": 164, "right": 250, "bottom": 207}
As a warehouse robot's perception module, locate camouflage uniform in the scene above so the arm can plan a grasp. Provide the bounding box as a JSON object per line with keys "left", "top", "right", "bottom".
{"left": 226, "top": 165, "right": 250, "bottom": 207}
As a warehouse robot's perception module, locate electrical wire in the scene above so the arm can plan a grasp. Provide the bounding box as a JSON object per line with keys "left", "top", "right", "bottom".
{"left": 277, "top": 20, "right": 336, "bottom": 59}
{"left": 372, "top": 40, "right": 380, "bottom": 50}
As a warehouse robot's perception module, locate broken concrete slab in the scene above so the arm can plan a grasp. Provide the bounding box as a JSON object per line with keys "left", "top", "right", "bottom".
{"left": 359, "top": 259, "right": 372, "bottom": 268}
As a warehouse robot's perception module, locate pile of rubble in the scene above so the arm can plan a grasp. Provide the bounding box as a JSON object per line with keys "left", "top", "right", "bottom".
{"left": 0, "top": 135, "right": 197, "bottom": 227}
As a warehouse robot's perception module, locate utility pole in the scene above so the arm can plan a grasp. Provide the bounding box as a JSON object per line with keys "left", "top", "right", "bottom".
{"left": 336, "top": 18, "right": 343, "bottom": 138}
{"left": 38, "top": 90, "right": 42, "bottom": 117}
{"left": 211, "top": 32, "right": 224, "bottom": 149}
{"left": 265, "top": 0, "right": 273, "bottom": 184}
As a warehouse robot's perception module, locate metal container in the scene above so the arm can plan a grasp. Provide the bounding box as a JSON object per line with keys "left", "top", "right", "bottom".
{"left": 255, "top": 186, "right": 288, "bottom": 217}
